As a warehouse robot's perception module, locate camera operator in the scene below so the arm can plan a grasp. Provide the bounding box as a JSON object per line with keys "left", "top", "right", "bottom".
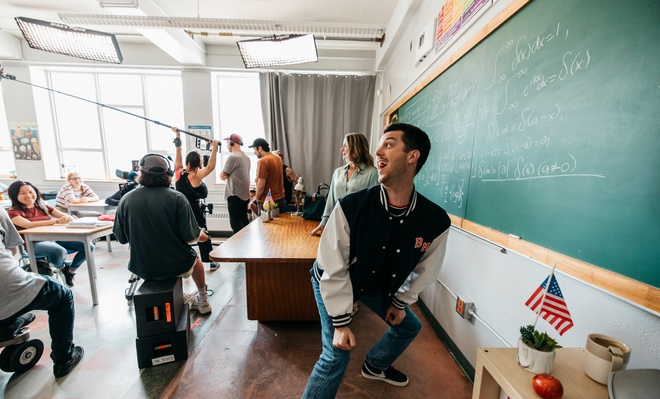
{"left": 105, "top": 170, "right": 139, "bottom": 207}
{"left": 172, "top": 127, "right": 220, "bottom": 271}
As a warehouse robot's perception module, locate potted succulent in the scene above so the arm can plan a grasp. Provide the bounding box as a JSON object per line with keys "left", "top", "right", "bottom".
{"left": 270, "top": 201, "right": 280, "bottom": 217}
{"left": 516, "top": 324, "right": 562, "bottom": 374}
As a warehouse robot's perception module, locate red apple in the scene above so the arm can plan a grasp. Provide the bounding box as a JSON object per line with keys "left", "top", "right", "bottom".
{"left": 532, "top": 374, "right": 564, "bottom": 399}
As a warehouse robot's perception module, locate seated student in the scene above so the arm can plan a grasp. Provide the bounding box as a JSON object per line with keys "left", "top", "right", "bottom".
{"left": 7, "top": 181, "right": 93, "bottom": 287}
{"left": 0, "top": 206, "right": 84, "bottom": 378}
{"left": 55, "top": 172, "right": 101, "bottom": 216}
{"left": 113, "top": 154, "right": 212, "bottom": 314}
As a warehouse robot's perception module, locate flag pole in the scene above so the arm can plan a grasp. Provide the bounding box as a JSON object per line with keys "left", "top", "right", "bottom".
{"left": 533, "top": 262, "right": 557, "bottom": 329}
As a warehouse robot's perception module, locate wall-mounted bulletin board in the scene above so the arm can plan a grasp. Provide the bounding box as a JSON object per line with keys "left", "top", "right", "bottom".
{"left": 390, "top": 0, "right": 660, "bottom": 305}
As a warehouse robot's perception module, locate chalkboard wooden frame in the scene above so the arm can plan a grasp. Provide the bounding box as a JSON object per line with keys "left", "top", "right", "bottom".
{"left": 385, "top": 0, "right": 660, "bottom": 312}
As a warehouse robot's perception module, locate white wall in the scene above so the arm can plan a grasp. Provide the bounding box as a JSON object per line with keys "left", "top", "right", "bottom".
{"left": 379, "top": 0, "right": 659, "bottom": 372}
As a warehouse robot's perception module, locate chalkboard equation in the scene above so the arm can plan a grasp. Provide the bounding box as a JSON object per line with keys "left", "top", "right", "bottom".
{"left": 396, "top": 0, "right": 660, "bottom": 287}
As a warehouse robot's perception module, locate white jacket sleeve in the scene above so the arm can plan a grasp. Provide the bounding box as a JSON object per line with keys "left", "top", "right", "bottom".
{"left": 317, "top": 201, "right": 354, "bottom": 318}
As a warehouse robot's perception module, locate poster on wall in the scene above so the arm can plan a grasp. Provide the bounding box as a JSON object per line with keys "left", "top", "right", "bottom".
{"left": 436, "top": 0, "right": 490, "bottom": 53}
{"left": 187, "top": 125, "right": 213, "bottom": 151}
{"left": 10, "top": 124, "right": 41, "bottom": 160}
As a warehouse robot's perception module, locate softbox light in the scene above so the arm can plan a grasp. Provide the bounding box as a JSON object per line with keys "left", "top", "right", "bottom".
{"left": 15, "top": 16, "right": 123, "bottom": 64}
{"left": 237, "top": 34, "right": 318, "bottom": 69}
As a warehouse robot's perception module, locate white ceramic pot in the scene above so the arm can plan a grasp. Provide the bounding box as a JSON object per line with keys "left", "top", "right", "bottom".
{"left": 516, "top": 337, "right": 555, "bottom": 374}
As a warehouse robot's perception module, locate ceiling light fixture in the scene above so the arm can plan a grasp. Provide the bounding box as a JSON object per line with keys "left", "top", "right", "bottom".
{"left": 237, "top": 34, "right": 318, "bottom": 69}
{"left": 97, "top": 0, "right": 139, "bottom": 8}
{"left": 15, "top": 16, "right": 123, "bottom": 64}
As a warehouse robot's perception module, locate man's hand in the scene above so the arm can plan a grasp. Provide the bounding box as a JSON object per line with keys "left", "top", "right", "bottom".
{"left": 332, "top": 326, "right": 356, "bottom": 351}
{"left": 249, "top": 201, "right": 259, "bottom": 215}
{"left": 198, "top": 229, "right": 209, "bottom": 242}
{"left": 385, "top": 305, "right": 406, "bottom": 325}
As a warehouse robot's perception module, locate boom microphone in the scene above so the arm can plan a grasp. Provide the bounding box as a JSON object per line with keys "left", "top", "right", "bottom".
{"left": 0, "top": 67, "right": 209, "bottom": 143}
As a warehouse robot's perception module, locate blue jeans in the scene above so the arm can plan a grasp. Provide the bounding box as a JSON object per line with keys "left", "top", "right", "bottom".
{"left": 33, "top": 240, "right": 93, "bottom": 271}
{"left": 302, "top": 276, "right": 422, "bottom": 399}
{"left": 0, "top": 276, "right": 75, "bottom": 364}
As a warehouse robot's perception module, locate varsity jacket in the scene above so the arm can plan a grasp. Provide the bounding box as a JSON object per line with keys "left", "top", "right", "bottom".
{"left": 313, "top": 184, "right": 451, "bottom": 327}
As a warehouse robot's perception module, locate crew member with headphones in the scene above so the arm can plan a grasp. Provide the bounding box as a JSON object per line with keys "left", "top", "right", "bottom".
{"left": 113, "top": 153, "right": 212, "bottom": 314}
{"left": 220, "top": 134, "right": 251, "bottom": 234}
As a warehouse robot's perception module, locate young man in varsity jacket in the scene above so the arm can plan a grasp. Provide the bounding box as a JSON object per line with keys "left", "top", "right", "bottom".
{"left": 302, "top": 123, "right": 451, "bottom": 398}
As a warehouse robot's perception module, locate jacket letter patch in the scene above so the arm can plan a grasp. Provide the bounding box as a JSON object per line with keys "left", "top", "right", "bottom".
{"left": 421, "top": 242, "right": 430, "bottom": 252}
{"left": 414, "top": 237, "right": 423, "bottom": 248}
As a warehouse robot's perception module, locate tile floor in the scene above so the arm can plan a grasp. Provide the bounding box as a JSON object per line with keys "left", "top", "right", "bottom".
{"left": 1, "top": 239, "right": 473, "bottom": 399}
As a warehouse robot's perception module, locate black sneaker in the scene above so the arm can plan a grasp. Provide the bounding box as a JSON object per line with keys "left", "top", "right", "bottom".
{"left": 54, "top": 346, "right": 84, "bottom": 378}
{"left": 361, "top": 361, "right": 409, "bottom": 387}
{"left": 62, "top": 266, "right": 75, "bottom": 287}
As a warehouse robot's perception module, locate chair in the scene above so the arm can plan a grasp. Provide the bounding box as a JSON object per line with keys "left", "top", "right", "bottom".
{"left": 17, "top": 246, "right": 68, "bottom": 284}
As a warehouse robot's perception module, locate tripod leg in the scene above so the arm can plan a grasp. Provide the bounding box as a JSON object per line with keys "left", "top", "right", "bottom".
{"left": 125, "top": 273, "right": 141, "bottom": 306}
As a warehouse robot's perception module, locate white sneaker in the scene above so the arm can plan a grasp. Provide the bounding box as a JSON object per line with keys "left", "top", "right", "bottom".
{"left": 190, "top": 297, "right": 212, "bottom": 314}
{"left": 183, "top": 292, "right": 197, "bottom": 305}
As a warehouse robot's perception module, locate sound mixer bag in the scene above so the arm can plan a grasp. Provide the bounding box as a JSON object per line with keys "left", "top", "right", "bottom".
{"left": 302, "top": 183, "right": 330, "bottom": 221}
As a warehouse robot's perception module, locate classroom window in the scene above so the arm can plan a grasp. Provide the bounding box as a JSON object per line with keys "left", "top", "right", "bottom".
{"left": 47, "top": 70, "right": 184, "bottom": 180}
{"left": 0, "top": 88, "right": 17, "bottom": 177}
{"left": 214, "top": 72, "right": 264, "bottom": 183}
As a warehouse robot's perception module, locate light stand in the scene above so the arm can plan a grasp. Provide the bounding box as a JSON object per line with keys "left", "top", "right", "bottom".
{"left": 293, "top": 177, "right": 304, "bottom": 216}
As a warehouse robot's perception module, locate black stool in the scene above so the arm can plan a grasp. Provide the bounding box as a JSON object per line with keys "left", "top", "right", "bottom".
{"left": 133, "top": 278, "right": 190, "bottom": 369}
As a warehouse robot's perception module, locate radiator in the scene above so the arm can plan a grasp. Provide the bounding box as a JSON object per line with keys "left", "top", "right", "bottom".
{"left": 206, "top": 210, "right": 232, "bottom": 233}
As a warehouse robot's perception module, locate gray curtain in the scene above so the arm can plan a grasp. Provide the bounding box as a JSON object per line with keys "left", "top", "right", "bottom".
{"left": 260, "top": 72, "right": 376, "bottom": 194}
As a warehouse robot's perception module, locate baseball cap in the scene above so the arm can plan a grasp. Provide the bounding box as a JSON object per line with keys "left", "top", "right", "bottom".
{"left": 248, "top": 138, "right": 269, "bottom": 150}
{"left": 140, "top": 154, "right": 170, "bottom": 174}
{"left": 224, "top": 134, "right": 244, "bottom": 146}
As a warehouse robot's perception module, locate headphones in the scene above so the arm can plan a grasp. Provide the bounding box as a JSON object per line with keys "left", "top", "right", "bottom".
{"left": 139, "top": 153, "right": 174, "bottom": 177}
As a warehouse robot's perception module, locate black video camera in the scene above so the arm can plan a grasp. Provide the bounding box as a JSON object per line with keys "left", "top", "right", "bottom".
{"left": 200, "top": 202, "right": 214, "bottom": 216}
{"left": 195, "top": 138, "right": 221, "bottom": 152}
{"left": 118, "top": 180, "right": 138, "bottom": 197}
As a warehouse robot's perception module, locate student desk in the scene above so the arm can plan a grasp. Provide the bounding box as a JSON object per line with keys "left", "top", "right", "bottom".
{"left": 472, "top": 347, "right": 607, "bottom": 399}
{"left": 21, "top": 224, "right": 114, "bottom": 306}
{"left": 65, "top": 200, "right": 115, "bottom": 214}
{"left": 209, "top": 213, "right": 320, "bottom": 321}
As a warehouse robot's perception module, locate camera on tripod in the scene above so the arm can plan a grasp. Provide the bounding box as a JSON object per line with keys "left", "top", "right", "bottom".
{"left": 200, "top": 202, "right": 214, "bottom": 216}
{"left": 115, "top": 166, "right": 139, "bottom": 198}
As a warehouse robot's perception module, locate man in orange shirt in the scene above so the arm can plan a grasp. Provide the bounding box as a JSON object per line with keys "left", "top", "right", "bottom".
{"left": 248, "top": 138, "right": 285, "bottom": 214}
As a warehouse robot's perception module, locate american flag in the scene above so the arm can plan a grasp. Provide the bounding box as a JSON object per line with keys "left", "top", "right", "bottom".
{"left": 265, "top": 189, "right": 273, "bottom": 204}
{"left": 525, "top": 274, "right": 574, "bottom": 336}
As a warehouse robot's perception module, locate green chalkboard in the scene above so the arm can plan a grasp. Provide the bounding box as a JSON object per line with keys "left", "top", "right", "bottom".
{"left": 398, "top": 0, "right": 660, "bottom": 287}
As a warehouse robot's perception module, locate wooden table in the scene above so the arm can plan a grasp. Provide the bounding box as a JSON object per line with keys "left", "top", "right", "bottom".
{"left": 209, "top": 213, "right": 320, "bottom": 321}
{"left": 472, "top": 347, "right": 607, "bottom": 399}
{"left": 65, "top": 200, "right": 115, "bottom": 214}
{"left": 21, "top": 224, "right": 114, "bottom": 306}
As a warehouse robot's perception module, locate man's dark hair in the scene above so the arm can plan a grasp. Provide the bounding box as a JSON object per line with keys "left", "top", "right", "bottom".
{"left": 384, "top": 123, "right": 431, "bottom": 174}
{"left": 138, "top": 172, "right": 171, "bottom": 188}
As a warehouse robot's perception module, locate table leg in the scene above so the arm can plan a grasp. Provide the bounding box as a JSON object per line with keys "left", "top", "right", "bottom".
{"left": 472, "top": 359, "right": 502, "bottom": 399}
{"left": 106, "top": 235, "right": 112, "bottom": 252}
{"left": 84, "top": 237, "right": 99, "bottom": 306}
{"left": 25, "top": 236, "right": 38, "bottom": 273}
